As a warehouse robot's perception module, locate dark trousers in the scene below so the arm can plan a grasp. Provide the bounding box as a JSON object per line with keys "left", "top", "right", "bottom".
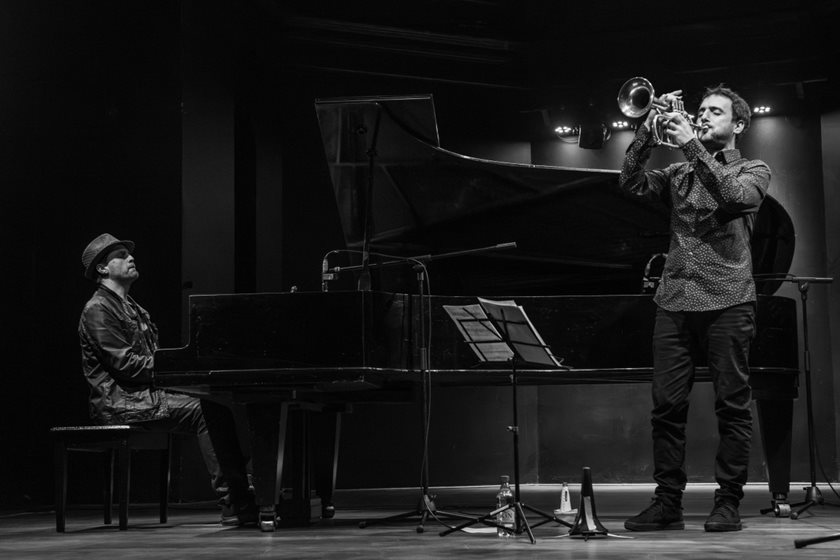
{"left": 651, "top": 303, "right": 755, "bottom": 506}
{"left": 134, "top": 392, "right": 250, "bottom": 504}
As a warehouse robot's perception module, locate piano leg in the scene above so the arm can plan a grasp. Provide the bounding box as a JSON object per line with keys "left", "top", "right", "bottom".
{"left": 278, "top": 407, "right": 321, "bottom": 524}
{"left": 243, "top": 400, "right": 345, "bottom": 531}
{"left": 280, "top": 404, "right": 348, "bottom": 523}
{"left": 755, "top": 397, "right": 794, "bottom": 517}
{"left": 312, "top": 407, "right": 343, "bottom": 519}
{"left": 245, "top": 402, "right": 288, "bottom": 532}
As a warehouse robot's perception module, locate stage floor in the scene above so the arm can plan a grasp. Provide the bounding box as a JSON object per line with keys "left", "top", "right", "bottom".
{"left": 2, "top": 483, "right": 839, "bottom": 559}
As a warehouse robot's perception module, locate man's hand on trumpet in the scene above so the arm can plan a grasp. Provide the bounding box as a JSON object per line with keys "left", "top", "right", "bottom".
{"left": 642, "top": 89, "right": 682, "bottom": 131}
{"left": 652, "top": 90, "right": 683, "bottom": 112}
{"left": 641, "top": 89, "right": 695, "bottom": 147}
{"left": 661, "top": 111, "right": 696, "bottom": 147}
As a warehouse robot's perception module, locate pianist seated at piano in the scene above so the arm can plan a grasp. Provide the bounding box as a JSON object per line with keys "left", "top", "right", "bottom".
{"left": 78, "top": 233, "right": 257, "bottom": 526}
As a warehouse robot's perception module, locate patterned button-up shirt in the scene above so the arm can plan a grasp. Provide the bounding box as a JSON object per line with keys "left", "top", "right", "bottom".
{"left": 619, "top": 127, "right": 771, "bottom": 312}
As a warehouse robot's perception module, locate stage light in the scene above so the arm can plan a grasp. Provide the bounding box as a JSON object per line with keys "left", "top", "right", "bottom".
{"left": 611, "top": 120, "right": 630, "bottom": 129}
{"left": 554, "top": 125, "right": 578, "bottom": 137}
{"left": 753, "top": 105, "right": 772, "bottom": 114}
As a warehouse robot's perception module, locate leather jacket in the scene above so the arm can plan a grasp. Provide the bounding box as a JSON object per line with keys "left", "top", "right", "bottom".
{"left": 78, "top": 285, "right": 170, "bottom": 423}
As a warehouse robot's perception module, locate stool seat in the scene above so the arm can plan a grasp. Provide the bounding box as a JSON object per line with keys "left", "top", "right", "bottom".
{"left": 51, "top": 425, "right": 171, "bottom": 532}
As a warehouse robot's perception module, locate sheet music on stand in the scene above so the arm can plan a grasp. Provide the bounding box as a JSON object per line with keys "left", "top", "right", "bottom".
{"left": 443, "top": 297, "right": 567, "bottom": 369}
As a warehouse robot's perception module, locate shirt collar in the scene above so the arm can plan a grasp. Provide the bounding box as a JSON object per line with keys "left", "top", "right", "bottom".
{"left": 96, "top": 284, "right": 137, "bottom": 308}
{"left": 714, "top": 148, "right": 741, "bottom": 164}
{"left": 97, "top": 284, "right": 122, "bottom": 301}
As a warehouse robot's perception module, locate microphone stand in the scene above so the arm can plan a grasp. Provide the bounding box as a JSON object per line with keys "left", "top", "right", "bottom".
{"left": 327, "top": 242, "right": 517, "bottom": 532}
{"left": 324, "top": 242, "right": 518, "bottom": 282}
{"left": 357, "top": 105, "right": 381, "bottom": 292}
{"left": 754, "top": 274, "right": 839, "bottom": 544}
{"left": 785, "top": 276, "right": 838, "bottom": 519}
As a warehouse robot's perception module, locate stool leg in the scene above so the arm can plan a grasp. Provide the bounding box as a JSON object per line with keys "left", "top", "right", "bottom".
{"left": 104, "top": 450, "right": 114, "bottom": 525}
{"left": 159, "top": 436, "right": 170, "bottom": 524}
{"left": 54, "top": 441, "right": 68, "bottom": 533}
{"left": 118, "top": 444, "right": 130, "bottom": 530}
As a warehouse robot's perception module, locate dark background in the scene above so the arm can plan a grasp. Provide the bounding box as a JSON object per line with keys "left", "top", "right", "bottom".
{"left": 2, "top": 0, "right": 838, "bottom": 508}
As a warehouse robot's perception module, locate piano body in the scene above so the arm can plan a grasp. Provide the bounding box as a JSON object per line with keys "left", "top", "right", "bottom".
{"left": 155, "top": 95, "right": 798, "bottom": 531}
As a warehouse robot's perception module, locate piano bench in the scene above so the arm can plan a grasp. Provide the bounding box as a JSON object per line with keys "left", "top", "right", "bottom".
{"left": 50, "top": 425, "right": 171, "bottom": 532}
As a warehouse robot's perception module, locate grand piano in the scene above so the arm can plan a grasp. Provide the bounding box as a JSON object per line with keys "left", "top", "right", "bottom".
{"left": 155, "top": 94, "right": 799, "bottom": 531}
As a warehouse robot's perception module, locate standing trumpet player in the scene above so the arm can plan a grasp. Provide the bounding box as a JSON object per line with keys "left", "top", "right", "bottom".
{"left": 619, "top": 85, "right": 771, "bottom": 532}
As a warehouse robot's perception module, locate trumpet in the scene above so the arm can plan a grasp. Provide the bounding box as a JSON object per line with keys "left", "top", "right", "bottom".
{"left": 617, "top": 77, "right": 702, "bottom": 148}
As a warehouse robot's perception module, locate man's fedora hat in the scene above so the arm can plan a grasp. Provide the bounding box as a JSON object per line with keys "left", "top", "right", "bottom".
{"left": 81, "top": 233, "right": 135, "bottom": 280}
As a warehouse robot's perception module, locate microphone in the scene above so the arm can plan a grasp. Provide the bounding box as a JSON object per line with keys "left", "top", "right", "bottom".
{"left": 321, "top": 255, "right": 332, "bottom": 292}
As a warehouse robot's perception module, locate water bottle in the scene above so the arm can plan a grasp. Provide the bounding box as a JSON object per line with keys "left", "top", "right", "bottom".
{"left": 495, "top": 475, "right": 515, "bottom": 538}
{"left": 553, "top": 481, "right": 577, "bottom": 516}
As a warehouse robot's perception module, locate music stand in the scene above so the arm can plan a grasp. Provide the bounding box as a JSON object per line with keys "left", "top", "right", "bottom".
{"left": 439, "top": 298, "right": 572, "bottom": 544}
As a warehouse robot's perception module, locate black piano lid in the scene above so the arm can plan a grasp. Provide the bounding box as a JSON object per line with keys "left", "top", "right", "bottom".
{"left": 314, "top": 94, "right": 795, "bottom": 296}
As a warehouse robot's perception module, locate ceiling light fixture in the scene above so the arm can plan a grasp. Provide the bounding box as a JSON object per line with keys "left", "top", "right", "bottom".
{"left": 554, "top": 125, "right": 578, "bottom": 137}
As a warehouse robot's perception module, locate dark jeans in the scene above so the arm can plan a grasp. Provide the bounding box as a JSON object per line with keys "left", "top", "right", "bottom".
{"left": 133, "top": 392, "right": 250, "bottom": 504}
{"left": 651, "top": 303, "right": 756, "bottom": 506}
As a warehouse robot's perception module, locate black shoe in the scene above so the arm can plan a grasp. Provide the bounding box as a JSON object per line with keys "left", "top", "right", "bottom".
{"left": 704, "top": 500, "right": 742, "bottom": 532}
{"left": 219, "top": 495, "right": 259, "bottom": 527}
{"left": 624, "top": 498, "right": 685, "bottom": 531}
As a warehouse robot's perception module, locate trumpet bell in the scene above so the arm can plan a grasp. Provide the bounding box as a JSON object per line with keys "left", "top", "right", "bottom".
{"left": 617, "top": 76, "right": 654, "bottom": 118}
